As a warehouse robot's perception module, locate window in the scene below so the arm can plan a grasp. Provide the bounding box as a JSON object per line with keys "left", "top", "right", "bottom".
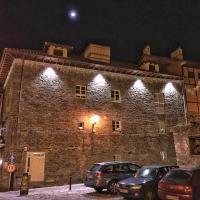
{"left": 78, "top": 122, "right": 84, "bottom": 130}
{"left": 188, "top": 71, "right": 195, "bottom": 79}
{"left": 111, "top": 90, "right": 121, "bottom": 102}
{"left": 154, "top": 93, "right": 165, "bottom": 115}
{"left": 76, "top": 85, "right": 86, "bottom": 98}
{"left": 53, "top": 49, "right": 63, "bottom": 57}
{"left": 149, "top": 64, "right": 155, "bottom": 72}
{"left": 198, "top": 73, "right": 200, "bottom": 80}
{"left": 112, "top": 120, "right": 121, "bottom": 132}
{"left": 115, "top": 164, "right": 129, "bottom": 172}
{"left": 189, "top": 137, "right": 200, "bottom": 155}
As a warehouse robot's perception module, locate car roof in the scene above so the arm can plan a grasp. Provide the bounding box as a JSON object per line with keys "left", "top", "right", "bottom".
{"left": 94, "top": 161, "right": 139, "bottom": 165}
{"left": 171, "top": 167, "right": 200, "bottom": 172}
{"left": 141, "top": 165, "right": 178, "bottom": 169}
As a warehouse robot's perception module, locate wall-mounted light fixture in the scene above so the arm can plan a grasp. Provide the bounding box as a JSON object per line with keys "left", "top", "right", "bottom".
{"left": 162, "top": 82, "right": 176, "bottom": 94}
{"left": 91, "top": 115, "right": 100, "bottom": 133}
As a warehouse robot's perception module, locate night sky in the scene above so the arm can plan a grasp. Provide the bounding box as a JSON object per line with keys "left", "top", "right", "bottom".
{"left": 1, "top": 0, "right": 200, "bottom": 63}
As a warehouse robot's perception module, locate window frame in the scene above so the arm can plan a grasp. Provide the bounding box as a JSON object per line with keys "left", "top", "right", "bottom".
{"left": 112, "top": 120, "right": 121, "bottom": 132}
{"left": 76, "top": 85, "right": 87, "bottom": 99}
{"left": 111, "top": 90, "right": 121, "bottom": 102}
{"left": 53, "top": 48, "right": 63, "bottom": 57}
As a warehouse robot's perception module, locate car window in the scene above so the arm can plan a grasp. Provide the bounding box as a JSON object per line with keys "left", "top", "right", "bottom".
{"left": 128, "top": 164, "right": 140, "bottom": 171}
{"left": 136, "top": 168, "right": 158, "bottom": 178}
{"left": 102, "top": 165, "right": 114, "bottom": 173}
{"left": 157, "top": 168, "right": 168, "bottom": 178}
{"left": 89, "top": 164, "right": 102, "bottom": 172}
{"left": 163, "top": 170, "right": 192, "bottom": 184}
{"left": 115, "top": 164, "right": 129, "bottom": 172}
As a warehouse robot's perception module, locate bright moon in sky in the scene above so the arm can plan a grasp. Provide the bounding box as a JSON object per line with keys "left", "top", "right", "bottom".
{"left": 69, "top": 10, "right": 78, "bottom": 19}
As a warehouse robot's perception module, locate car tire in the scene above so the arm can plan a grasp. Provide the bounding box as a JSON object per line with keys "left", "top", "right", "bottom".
{"left": 144, "top": 190, "right": 155, "bottom": 200}
{"left": 94, "top": 187, "right": 103, "bottom": 193}
{"left": 107, "top": 180, "right": 118, "bottom": 194}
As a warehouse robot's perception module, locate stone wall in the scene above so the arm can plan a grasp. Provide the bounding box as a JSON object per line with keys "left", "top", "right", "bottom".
{"left": 1, "top": 59, "right": 185, "bottom": 190}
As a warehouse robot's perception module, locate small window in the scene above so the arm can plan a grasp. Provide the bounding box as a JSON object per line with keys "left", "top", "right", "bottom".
{"left": 198, "top": 73, "right": 200, "bottom": 80}
{"left": 78, "top": 122, "right": 84, "bottom": 130}
{"left": 76, "top": 85, "right": 86, "bottom": 98}
{"left": 189, "top": 137, "right": 200, "bottom": 155}
{"left": 128, "top": 164, "right": 140, "bottom": 171}
{"left": 102, "top": 165, "right": 113, "bottom": 173}
{"left": 160, "top": 151, "right": 168, "bottom": 161}
{"left": 53, "top": 49, "right": 63, "bottom": 57}
{"left": 111, "top": 90, "right": 121, "bottom": 102}
{"left": 154, "top": 93, "right": 164, "bottom": 104}
{"left": 112, "top": 120, "right": 121, "bottom": 132}
{"left": 149, "top": 64, "right": 155, "bottom": 72}
{"left": 188, "top": 71, "right": 195, "bottom": 79}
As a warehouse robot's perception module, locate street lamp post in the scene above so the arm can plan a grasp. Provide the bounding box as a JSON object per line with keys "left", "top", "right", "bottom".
{"left": 90, "top": 115, "right": 99, "bottom": 153}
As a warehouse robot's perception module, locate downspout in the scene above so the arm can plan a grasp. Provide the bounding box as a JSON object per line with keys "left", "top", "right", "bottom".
{"left": 15, "top": 56, "right": 25, "bottom": 148}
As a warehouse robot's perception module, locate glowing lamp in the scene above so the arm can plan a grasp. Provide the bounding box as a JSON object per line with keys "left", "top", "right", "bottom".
{"left": 0, "top": 159, "right": 2, "bottom": 166}
{"left": 43, "top": 67, "right": 57, "bottom": 79}
{"left": 133, "top": 79, "right": 146, "bottom": 90}
{"left": 93, "top": 74, "right": 106, "bottom": 86}
{"left": 91, "top": 115, "right": 100, "bottom": 125}
{"left": 163, "top": 82, "right": 176, "bottom": 94}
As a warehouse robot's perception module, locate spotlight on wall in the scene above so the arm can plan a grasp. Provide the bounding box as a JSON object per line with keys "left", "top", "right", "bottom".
{"left": 43, "top": 67, "right": 57, "bottom": 79}
{"left": 0, "top": 159, "right": 3, "bottom": 166}
{"left": 93, "top": 74, "right": 106, "bottom": 86}
{"left": 163, "top": 82, "right": 176, "bottom": 94}
{"left": 133, "top": 79, "right": 145, "bottom": 90}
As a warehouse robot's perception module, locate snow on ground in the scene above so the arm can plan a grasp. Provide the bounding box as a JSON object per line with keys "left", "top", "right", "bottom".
{"left": 0, "top": 184, "right": 123, "bottom": 200}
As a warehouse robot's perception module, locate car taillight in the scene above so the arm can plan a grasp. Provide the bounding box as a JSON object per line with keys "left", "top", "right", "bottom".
{"left": 184, "top": 185, "right": 192, "bottom": 194}
{"left": 95, "top": 172, "right": 103, "bottom": 178}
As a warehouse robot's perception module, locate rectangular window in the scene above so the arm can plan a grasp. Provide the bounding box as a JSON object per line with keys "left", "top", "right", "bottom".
{"left": 188, "top": 71, "right": 195, "bottom": 79}
{"left": 111, "top": 90, "right": 121, "bottom": 102}
{"left": 149, "top": 64, "right": 155, "bottom": 72}
{"left": 112, "top": 120, "right": 121, "bottom": 132}
{"left": 53, "top": 49, "right": 63, "bottom": 57}
{"left": 154, "top": 93, "right": 165, "bottom": 114}
{"left": 78, "top": 122, "right": 84, "bottom": 130}
{"left": 76, "top": 85, "right": 86, "bottom": 98}
{"left": 189, "top": 137, "right": 200, "bottom": 155}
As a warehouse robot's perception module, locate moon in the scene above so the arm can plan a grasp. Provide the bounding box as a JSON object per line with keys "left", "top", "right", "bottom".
{"left": 68, "top": 10, "right": 78, "bottom": 20}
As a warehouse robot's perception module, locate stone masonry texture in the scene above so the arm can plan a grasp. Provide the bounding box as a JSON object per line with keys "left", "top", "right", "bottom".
{"left": 0, "top": 59, "right": 185, "bottom": 190}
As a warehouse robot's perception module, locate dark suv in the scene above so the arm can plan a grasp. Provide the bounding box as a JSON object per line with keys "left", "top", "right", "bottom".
{"left": 84, "top": 161, "right": 140, "bottom": 194}
{"left": 118, "top": 165, "right": 178, "bottom": 200}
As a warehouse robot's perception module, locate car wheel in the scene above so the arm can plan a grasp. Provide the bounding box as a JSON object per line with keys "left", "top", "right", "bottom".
{"left": 107, "top": 180, "right": 118, "bottom": 194}
{"left": 94, "top": 187, "right": 103, "bottom": 193}
{"left": 145, "top": 190, "right": 155, "bottom": 200}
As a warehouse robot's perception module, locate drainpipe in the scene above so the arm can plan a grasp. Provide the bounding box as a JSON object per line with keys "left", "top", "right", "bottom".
{"left": 15, "top": 56, "right": 25, "bottom": 148}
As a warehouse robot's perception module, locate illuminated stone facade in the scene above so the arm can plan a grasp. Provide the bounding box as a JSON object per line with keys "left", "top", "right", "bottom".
{"left": 0, "top": 43, "right": 186, "bottom": 190}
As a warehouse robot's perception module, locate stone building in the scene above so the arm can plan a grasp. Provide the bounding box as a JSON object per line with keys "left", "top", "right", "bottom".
{"left": 0, "top": 43, "right": 186, "bottom": 190}
{"left": 140, "top": 47, "right": 200, "bottom": 167}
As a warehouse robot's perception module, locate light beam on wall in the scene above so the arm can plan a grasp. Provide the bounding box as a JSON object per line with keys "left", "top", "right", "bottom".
{"left": 163, "top": 82, "right": 176, "bottom": 94}
{"left": 133, "top": 79, "right": 146, "bottom": 90}
{"left": 93, "top": 74, "right": 106, "bottom": 86}
{"left": 43, "top": 67, "right": 58, "bottom": 80}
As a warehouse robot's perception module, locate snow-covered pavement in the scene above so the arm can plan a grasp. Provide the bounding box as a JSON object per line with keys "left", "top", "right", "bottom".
{"left": 0, "top": 184, "right": 124, "bottom": 200}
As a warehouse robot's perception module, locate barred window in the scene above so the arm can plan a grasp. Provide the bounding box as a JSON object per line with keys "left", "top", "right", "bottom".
{"left": 76, "top": 85, "right": 86, "bottom": 98}
{"left": 111, "top": 90, "right": 121, "bottom": 102}
{"left": 112, "top": 120, "right": 121, "bottom": 132}
{"left": 154, "top": 93, "right": 165, "bottom": 115}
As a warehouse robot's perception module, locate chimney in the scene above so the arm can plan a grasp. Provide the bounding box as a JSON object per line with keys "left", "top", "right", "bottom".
{"left": 170, "top": 47, "right": 183, "bottom": 60}
{"left": 44, "top": 42, "right": 73, "bottom": 58}
{"left": 83, "top": 43, "right": 111, "bottom": 63}
{"left": 143, "top": 45, "right": 151, "bottom": 55}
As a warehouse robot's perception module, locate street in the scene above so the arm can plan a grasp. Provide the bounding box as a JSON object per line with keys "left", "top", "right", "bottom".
{"left": 0, "top": 184, "right": 124, "bottom": 200}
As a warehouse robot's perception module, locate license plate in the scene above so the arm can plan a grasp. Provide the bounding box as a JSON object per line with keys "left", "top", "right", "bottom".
{"left": 120, "top": 189, "right": 128, "bottom": 194}
{"left": 166, "top": 195, "right": 179, "bottom": 200}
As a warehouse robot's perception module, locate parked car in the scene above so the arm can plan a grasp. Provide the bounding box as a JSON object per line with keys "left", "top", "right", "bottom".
{"left": 84, "top": 161, "right": 140, "bottom": 194}
{"left": 158, "top": 167, "right": 200, "bottom": 200}
{"left": 118, "top": 165, "right": 178, "bottom": 200}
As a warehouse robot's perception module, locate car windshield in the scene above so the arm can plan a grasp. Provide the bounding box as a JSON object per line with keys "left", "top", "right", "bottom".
{"left": 163, "top": 170, "right": 192, "bottom": 184}
{"left": 89, "top": 164, "right": 102, "bottom": 172}
{"left": 135, "top": 167, "right": 158, "bottom": 178}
